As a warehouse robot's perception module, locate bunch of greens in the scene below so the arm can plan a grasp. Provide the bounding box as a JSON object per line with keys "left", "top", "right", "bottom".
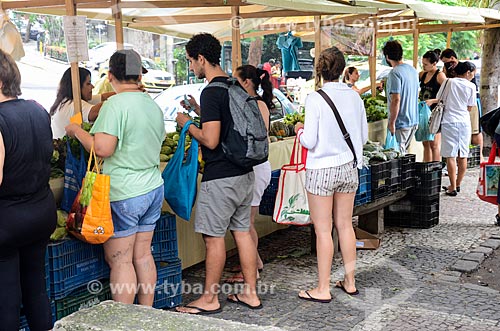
{"left": 362, "top": 95, "right": 388, "bottom": 123}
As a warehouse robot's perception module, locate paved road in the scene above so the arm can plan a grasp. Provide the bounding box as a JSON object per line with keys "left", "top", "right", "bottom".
{"left": 180, "top": 168, "right": 500, "bottom": 330}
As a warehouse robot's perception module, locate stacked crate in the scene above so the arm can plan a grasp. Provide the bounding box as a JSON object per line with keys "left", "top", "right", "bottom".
{"left": 385, "top": 162, "right": 441, "bottom": 228}
{"left": 467, "top": 145, "right": 481, "bottom": 168}
{"left": 259, "top": 169, "right": 281, "bottom": 216}
{"left": 400, "top": 154, "right": 416, "bottom": 190}
{"left": 151, "top": 212, "right": 182, "bottom": 309}
{"left": 370, "top": 159, "right": 401, "bottom": 200}
{"left": 355, "top": 166, "right": 372, "bottom": 206}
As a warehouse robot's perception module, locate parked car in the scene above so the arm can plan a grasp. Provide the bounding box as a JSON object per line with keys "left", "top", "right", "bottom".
{"left": 153, "top": 83, "right": 298, "bottom": 133}
{"left": 85, "top": 42, "right": 134, "bottom": 70}
{"left": 97, "top": 57, "right": 175, "bottom": 91}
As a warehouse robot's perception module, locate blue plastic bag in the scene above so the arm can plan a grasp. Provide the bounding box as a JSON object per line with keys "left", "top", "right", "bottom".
{"left": 415, "top": 101, "right": 435, "bottom": 142}
{"left": 384, "top": 128, "right": 400, "bottom": 152}
{"left": 61, "top": 140, "right": 87, "bottom": 212}
{"left": 162, "top": 121, "right": 199, "bottom": 221}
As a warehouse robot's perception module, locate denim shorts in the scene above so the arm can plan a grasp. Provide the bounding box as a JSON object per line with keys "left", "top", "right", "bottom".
{"left": 111, "top": 185, "right": 164, "bottom": 238}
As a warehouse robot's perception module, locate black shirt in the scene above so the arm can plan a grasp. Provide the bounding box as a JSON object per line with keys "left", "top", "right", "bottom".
{"left": 199, "top": 76, "right": 252, "bottom": 182}
{"left": 419, "top": 70, "right": 441, "bottom": 110}
{"left": 0, "top": 99, "right": 53, "bottom": 199}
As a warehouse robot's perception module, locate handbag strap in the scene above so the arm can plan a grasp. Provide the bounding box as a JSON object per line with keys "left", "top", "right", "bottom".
{"left": 290, "top": 135, "right": 306, "bottom": 165}
{"left": 439, "top": 79, "right": 451, "bottom": 104}
{"left": 317, "top": 89, "right": 357, "bottom": 168}
{"left": 488, "top": 142, "right": 497, "bottom": 164}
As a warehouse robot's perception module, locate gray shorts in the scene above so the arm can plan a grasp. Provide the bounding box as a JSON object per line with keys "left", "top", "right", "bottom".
{"left": 305, "top": 161, "right": 359, "bottom": 196}
{"left": 395, "top": 125, "right": 418, "bottom": 155}
{"left": 195, "top": 172, "right": 255, "bottom": 237}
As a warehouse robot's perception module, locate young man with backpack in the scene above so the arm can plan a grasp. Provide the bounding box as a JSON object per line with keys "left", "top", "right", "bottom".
{"left": 175, "top": 33, "right": 263, "bottom": 314}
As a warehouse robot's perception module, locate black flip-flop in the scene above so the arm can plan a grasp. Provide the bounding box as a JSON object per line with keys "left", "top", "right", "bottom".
{"left": 178, "top": 305, "right": 222, "bottom": 315}
{"left": 227, "top": 294, "right": 263, "bottom": 309}
{"left": 298, "top": 290, "right": 332, "bottom": 303}
{"left": 335, "top": 281, "right": 359, "bottom": 296}
{"left": 443, "top": 186, "right": 460, "bottom": 192}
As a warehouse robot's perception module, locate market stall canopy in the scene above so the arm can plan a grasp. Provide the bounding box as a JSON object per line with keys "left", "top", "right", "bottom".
{"left": 3, "top": 0, "right": 500, "bottom": 39}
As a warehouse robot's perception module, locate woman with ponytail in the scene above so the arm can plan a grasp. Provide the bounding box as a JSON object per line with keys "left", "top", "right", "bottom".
{"left": 225, "top": 64, "right": 273, "bottom": 283}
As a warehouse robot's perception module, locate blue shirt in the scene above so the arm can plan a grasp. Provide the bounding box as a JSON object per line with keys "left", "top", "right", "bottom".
{"left": 276, "top": 32, "right": 303, "bottom": 73}
{"left": 386, "top": 63, "right": 419, "bottom": 129}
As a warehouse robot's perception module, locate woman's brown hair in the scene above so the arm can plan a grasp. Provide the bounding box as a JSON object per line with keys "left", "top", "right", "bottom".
{"left": 0, "top": 49, "right": 22, "bottom": 97}
{"left": 315, "top": 47, "right": 346, "bottom": 88}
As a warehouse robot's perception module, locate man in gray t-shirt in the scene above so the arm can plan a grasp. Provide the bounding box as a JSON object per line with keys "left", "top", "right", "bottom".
{"left": 383, "top": 40, "right": 419, "bottom": 154}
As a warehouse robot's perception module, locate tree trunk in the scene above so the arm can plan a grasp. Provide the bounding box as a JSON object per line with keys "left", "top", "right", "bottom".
{"left": 24, "top": 21, "right": 32, "bottom": 43}
{"left": 247, "top": 38, "right": 263, "bottom": 67}
{"left": 480, "top": 27, "right": 500, "bottom": 114}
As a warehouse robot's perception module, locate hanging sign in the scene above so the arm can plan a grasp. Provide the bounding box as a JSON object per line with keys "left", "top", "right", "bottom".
{"left": 63, "top": 16, "right": 89, "bottom": 62}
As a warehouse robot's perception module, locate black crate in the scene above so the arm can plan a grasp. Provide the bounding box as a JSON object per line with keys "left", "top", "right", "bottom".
{"left": 401, "top": 176, "right": 415, "bottom": 190}
{"left": 384, "top": 200, "right": 439, "bottom": 229}
{"left": 389, "top": 159, "right": 401, "bottom": 179}
{"left": 467, "top": 145, "right": 481, "bottom": 168}
{"left": 407, "top": 192, "right": 440, "bottom": 204}
{"left": 411, "top": 177, "right": 442, "bottom": 197}
{"left": 370, "top": 160, "right": 392, "bottom": 200}
{"left": 259, "top": 169, "right": 281, "bottom": 216}
{"left": 415, "top": 162, "right": 442, "bottom": 174}
{"left": 400, "top": 154, "right": 416, "bottom": 171}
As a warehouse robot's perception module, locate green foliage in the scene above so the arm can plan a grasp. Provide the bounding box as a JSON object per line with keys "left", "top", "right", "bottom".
{"left": 261, "top": 34, "right": 283, "bottom": 65}
{"left": 173, "top": 46, "right": 188, "bottom": 84}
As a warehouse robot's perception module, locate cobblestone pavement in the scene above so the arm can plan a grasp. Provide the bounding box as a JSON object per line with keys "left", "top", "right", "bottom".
{"left": 179, "top": 168, "right": 500, "bottom": 330}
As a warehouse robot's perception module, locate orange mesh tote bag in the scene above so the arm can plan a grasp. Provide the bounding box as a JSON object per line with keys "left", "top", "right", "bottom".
{"left": 67, "top": 145, "right": 113, "bottom": 244}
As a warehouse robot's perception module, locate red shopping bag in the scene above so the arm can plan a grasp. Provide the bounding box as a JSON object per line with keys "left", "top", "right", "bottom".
{"left": 476, "top": 142, "right": 500, "bottom": 205}
{"left": 273, "top": 136, "right": 311, "bottom": 226}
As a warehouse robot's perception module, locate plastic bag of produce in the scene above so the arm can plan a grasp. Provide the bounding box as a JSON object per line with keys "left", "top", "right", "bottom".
{"left": 384, "top": 129, "right": 400, "bottom": 152}
{"left": 61, "top": 140, "right": 87, "bottom": 212}
{"left": 67, "top": 145, "right": 113, "bottom": 244}
{"left": 415, "top": 101, "right": 434, "bottom": 142}
{"left": 162, "top": 120, "right": 199, "bottom": 221}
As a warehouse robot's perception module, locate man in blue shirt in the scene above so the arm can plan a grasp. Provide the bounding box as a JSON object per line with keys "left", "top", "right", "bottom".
{"left": 383, "top": 40, "right": 419, "bottom": 154}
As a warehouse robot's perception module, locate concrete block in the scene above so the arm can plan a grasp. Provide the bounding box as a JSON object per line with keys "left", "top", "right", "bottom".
{"left": 480, "top": 239, "right": 500, "bottom": 250}
{"left": 449, "top": 260, "right": 479, "bottom": 273}
{"left": 470, "top": 246, "right": 494, "bottom": 255}
{"left": 462, "top": 252, "right": 486, "bottom": 264}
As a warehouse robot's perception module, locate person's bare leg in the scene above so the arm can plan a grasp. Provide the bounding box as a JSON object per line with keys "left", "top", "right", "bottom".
{"left": 104, "top": 235, "right": 137, "bottom": 304}
{"left": 298, "top": 193, "right": 333, "bottom": 301}
{"left": 133, "top": 231, "right": 156, "bottom": 306}
{"left": 230, "top": 230, "right": 261, "bottom": 307}
{"left": 423, "top": 141, "right": 432, "bottom": 162}
{"left": 456, "top": 156, "right": 467, "bottom": 188}
{"left": 333, "top": 192, "right": 357, "bottom": 293}
{"left": 446, "top": 157, "right": 457, "bottom": 191}
{"left": 176, "top": 235, "right": 225, "bottom": 313}
{"left": 431, "top": 134, "right": 441, "bottom": 162}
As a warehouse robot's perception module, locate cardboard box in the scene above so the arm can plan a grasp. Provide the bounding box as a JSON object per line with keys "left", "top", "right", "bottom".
{"left": 355, "top": 228, "right": 381, "bottom": 250}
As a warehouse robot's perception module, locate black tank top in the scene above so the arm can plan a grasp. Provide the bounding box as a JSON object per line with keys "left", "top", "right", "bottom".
{"left": 419, "top": 70, "right": 441, "bottom": 109}
{"left": 0, "top": 99, "right": 53, "bottom": 200}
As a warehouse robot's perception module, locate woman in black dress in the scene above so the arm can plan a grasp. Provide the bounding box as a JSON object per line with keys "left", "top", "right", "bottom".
{"left": 0, "top": 49, "right": 56, "bottom": 330}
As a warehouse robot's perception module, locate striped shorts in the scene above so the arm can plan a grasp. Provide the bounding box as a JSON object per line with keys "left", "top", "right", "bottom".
{"left": 305, "top": 161, "right": 359, "bottom": 196}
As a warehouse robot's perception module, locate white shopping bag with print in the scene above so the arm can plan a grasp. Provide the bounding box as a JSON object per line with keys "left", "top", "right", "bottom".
{"left": 273, "top": 136, "right": 311, "bottom": 225}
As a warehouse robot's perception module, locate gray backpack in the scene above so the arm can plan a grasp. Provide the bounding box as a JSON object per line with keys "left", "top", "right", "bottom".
{"left": 207, "top": 79, "right": 269, "bottom": 168}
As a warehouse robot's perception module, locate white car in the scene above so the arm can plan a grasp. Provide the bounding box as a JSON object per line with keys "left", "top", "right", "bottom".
{"left": 85, "top": 42, "right": 134, "bottom": 70}
{"left": 153, "top": 83, "right": 298, "bottom": 133}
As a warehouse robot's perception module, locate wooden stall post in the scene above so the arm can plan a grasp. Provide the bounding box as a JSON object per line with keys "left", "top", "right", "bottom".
{"left": 112, "top": 0, "right": 124, "bottom": 50}
{"left": 231, "top": 6, "right": 242, "bottom": 70}
{"left": 314, "top": 15, "right": 321, "bottom": 90}
{"left": 65, "top": 0, "right": 82, "bottom": 116}
{"left": 369, "top": 16, "right": 378, "bottom": 96}
{"left": 446, "top": 21, "right": 452, "bottom": 48}
{"left": 412, "top": 16, "right": 419, "bottom": 69}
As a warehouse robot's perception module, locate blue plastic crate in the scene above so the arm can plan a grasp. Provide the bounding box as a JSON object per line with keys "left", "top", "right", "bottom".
{"left": 47, "top": 238, "right": 109, "bottom": 300}
{"left": 259, "top": 169, "right": 281, "bottom": 216}
{"left": 153, "top": 259, "right": 183, "bottom": 309}
{"left": 151, "top": 212, "right": 178, "bottom": 262}
{"left": 355, "top": 166, "right": 372, "bottom": 206}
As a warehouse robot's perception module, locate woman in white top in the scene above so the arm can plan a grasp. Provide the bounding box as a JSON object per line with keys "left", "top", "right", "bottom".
{"left": 342, "top": 66, "right": 382, "bottom": 95}
{"left": 428, "top": 62, "right": 476, "bottom": 196}
{"left": 295, "top": 47, "right": 368, "bottom": 302}
{"left": 50, "top": 67, "right": 113, "bottom": 138}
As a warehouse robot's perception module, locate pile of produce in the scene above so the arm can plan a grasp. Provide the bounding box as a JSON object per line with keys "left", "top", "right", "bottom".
{"left": 363, "top": 140, "right": 400, "bottom": 164}
{"left": 283, "top": 112, "right": 305, "bottom": 126}
{"left": 50, "top": 210, "right": 68, "bottom": 241}
{"left": 361, "top": 94, "right": 388, "bottom": 123}
{"left": 160, "top": 116, "right": 200, "bottom": 162}
{"left": 269, "top": 121, "right": 295, "bottom": 141}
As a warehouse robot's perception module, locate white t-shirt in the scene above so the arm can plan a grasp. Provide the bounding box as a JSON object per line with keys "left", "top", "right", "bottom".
{"left": 438, "top": 78, "right": 476, "bottom": 124}
{"left": 298, "top": 82, "right": 368, "bottom": 169}
{"left": 51, "top": 95, "right": 100, "bottom": 139}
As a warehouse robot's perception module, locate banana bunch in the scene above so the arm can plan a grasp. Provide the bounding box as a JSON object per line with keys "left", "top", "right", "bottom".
{"left": 79, "top": 172, "right": 97, "bottom": 207}
{"left": 283, "top": 112, "right": 305, "bottom": 126}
